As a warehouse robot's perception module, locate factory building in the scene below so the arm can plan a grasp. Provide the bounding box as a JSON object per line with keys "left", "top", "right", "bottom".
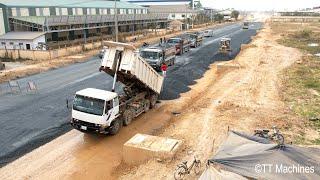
{"left": 0, "top": 0, "right": 169, "bottom": 50}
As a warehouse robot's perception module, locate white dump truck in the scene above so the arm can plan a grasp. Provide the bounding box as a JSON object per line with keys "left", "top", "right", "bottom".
{"left": 70, "top": 41, "right": 164, "bottom": 135}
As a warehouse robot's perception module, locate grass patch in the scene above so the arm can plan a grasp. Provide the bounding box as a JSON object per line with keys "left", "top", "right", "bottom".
{"left": 279, "top": 28, "right": 320, "bottom": 144}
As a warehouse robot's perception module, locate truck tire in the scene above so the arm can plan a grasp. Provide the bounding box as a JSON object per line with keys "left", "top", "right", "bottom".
{"left": 123, "top": 109, "right": 134, "bottom": 126}
{"left": 150, "top": 94, "right": 158, "bottom": 109}
{"left": 144, "top": 100, "right": 150, "bottom": 112}
{"left": 109, "top": 118, "right": 122, "bottom": 135}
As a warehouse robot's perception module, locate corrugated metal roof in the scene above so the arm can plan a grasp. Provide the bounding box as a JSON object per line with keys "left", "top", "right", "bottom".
{"left": 11, "top": 13, "right": 169, "bottom": 26}
{"left": 0, "top": 32, "right": 45, "bottom": 40}
{"left": 14, "top": 16, "right": 46, "bottom": 25}
{"left": 0, "top": 0, "right": 145, "bottom": 9}
{"left": 148, "top": 5, "right": 196, "bottom": 13}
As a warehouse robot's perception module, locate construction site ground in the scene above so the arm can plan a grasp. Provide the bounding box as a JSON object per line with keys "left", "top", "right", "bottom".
{"left": 118, "top": 22, "right": 319, "bottom": 179}
{"left": 1, "top": 21, "right": 318, "bottom": 179}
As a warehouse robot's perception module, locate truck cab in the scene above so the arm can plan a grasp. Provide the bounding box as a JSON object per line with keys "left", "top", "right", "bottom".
{"left": 140, "top": 45, "right": 175, "bottom": 71}
{"left": 70, "top": 41, "right": 163, "bottom": 135}
{"left": 243, "top": 22, "right": 249, "bottom": 29}
{"left": 71, "top": 88, "right": 121, "bottom": 134}
{"left": 140, "top": 48, "right": 163, "bottom": 70}
{"left": 167, "top": 37, "right": 190, "bottom": 55}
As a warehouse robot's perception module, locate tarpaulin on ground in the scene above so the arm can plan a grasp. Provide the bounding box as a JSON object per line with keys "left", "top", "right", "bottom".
{"left": 202, "top": 131, "right": 320, "bottom": 180}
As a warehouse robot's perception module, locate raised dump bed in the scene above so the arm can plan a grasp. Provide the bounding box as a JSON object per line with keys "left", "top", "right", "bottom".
{"left": 123, "top": 133, "right": 182, "bottom": 165}
{"left": 101, "top": 41, "right": 163, "bottom": 94}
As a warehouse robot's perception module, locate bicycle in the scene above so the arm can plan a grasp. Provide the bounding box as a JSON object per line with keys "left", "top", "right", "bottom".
{"left": 254, "top": 126, "right": 285, "bottom": 145}
{"left": 174, "top": 156, "right": 201, "bottom": 180}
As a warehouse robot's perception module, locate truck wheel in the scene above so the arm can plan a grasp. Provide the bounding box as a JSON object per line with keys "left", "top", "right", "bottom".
{"left": 109, "top": 118, "right": 122, "bottom": 135}
{"left": 123, "top": 109, "right": 134, "bottom": 126}
{"left": 150, "top": 94, "right": 158, "bottom": 109}
{"left": 144, "top": 100, "right": 150, "bottom": 112}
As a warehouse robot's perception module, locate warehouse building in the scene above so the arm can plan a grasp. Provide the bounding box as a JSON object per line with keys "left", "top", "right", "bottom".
{"left": 0, "top": 32, "right": 46, "bottom": 50}
{"left": 0, "top": 0, "right": 169, "bottom": 50}
{"left": 148, "top": 4, "right": 197, "bottom": 20}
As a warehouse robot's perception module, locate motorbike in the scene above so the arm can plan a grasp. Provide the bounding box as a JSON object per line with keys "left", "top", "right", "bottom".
{"left": 254, "top": 126, "right": 284, "bottom": 145}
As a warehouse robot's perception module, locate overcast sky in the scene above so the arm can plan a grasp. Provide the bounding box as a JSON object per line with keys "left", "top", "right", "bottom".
{"left": 200, "top": 0, "right": 320, "bottom": 11}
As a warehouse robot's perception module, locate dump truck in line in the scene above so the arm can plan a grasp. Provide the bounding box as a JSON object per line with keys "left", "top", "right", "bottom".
{"left": 186, "top": 31, "right": 204, "bottom": 48}
{"left": 70, "top": 41, "right": 164, "bottom": 135}
{"left": 140, "top": 43, "right": 176, "bottom": 71}
{"left": 167, "top": 35, "right": 191, "bottom": 55}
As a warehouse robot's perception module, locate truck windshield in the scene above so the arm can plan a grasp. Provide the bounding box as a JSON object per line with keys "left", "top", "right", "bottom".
{"left": 73, "top": 95, "right": 105, "bottom": 116}
{"left": 167, "top": 39, "right": 180, "bottom": 44}
{"left": 141, "top": 51, "right": 159, "bottom": 60}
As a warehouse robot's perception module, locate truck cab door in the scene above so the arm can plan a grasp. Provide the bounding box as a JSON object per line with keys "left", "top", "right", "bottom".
{"left": 105, "top": 97, "right": 120, "bottom": 122}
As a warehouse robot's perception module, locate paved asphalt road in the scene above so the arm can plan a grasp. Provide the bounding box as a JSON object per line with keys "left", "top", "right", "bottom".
{"left": 0, "top": 22, "right": 262, "bottom": 166}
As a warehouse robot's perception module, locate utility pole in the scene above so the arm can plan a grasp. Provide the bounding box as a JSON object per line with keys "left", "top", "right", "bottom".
{"left": 114, "top": 0, "right": 119, "bottom": 42}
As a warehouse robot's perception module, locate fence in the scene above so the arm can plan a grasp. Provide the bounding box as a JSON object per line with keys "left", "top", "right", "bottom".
{"left": 271, "top": 16, "right": 320, "bottom": 22}
{"left": 0, "top": 41, "right": 103, "bottom": 61}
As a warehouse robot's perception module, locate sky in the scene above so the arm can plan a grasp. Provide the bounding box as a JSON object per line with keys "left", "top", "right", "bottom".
{"left": 200, "top": 0, "right": 320, "bottom": 11}
{"left": 126, "top": 0, "right": 320, "bottom": 11}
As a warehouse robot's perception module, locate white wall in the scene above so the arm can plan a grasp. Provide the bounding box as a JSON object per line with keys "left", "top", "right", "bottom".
{"left": 0, "top": 9, "right": 6, "bottom": 36}
{"left": 168, "top": 13, "right": 194, "bottom": 20}
{"left": 0, "top": 35, "right": 46, "bottom": 50}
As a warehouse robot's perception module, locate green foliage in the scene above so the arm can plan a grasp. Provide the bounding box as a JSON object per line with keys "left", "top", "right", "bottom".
{"left": 189, "top": 0, "right": 202, "bottom": 9}
{"left": 214, "top": 13, "right": 224, "bottom": 22}
{"left": 294, "top": 29, "right": 312, "bottom": 39}
{"left": 231, "top": 10, "right": 240, "bottom": 20}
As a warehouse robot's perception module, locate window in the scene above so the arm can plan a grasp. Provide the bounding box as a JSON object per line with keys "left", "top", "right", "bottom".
{"left": 9, "top": 42, "right": 14, "bottom": 45}
{"left": 73, "top": 95, "right": 105, "bottom": 116}
{"left": 172, "top": 14, "right": 175, "bottom": 18}
{"left": 182, "top": 14, "right": 185, "bottom": 18}
{"left": 19, "top": 43, "right": 23, "bottom": 46}
{"left": 105, "top": 100, "right": 113, "bottom": 113}
{"left": 1, "top": 42, "right": 5, "bottom": 45}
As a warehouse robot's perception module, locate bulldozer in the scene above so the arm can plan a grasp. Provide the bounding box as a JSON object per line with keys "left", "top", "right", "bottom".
{"left": 219, "top": 38, "right": 232, "bottom": 54}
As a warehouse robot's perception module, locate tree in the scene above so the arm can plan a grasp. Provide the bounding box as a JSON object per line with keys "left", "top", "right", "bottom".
{"left": 214, "top": 13, "right": 224, "bottom": 22}
{"left": 189, "top": 0, "right": 202, "bottom": 9}
{"left": 196, "top": 1, "right": 202, "bottom": 9}
{"left": 231, "top": 10, "right": 240, "bottom": 20}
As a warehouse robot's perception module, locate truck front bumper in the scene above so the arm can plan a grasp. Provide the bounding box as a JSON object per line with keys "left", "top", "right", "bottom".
{"left": 70, "top": 118, "right": 108, "bottom": 134}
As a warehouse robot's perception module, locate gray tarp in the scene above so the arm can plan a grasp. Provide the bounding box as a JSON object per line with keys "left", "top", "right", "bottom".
{"left": 206, "top": 131, "right": 320, "bottom": 180}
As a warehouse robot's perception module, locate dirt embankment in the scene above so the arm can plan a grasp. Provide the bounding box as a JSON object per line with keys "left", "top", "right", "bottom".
{"left": 118, "top": 23, "right": 315, "bottom": 179}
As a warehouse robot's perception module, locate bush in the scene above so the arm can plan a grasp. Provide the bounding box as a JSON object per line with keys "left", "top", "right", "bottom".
{"left": 294, "top": 29, "right": 312, "bottom": 39}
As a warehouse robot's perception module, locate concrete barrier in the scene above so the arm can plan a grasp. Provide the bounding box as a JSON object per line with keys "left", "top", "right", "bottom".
{"left": 123, "top": 134, "right": 182, "bottom": 165}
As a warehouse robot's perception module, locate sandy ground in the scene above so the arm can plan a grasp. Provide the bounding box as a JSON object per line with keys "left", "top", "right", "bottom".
{"left": 118, "top": 23, "right": 308, "bottom": 179}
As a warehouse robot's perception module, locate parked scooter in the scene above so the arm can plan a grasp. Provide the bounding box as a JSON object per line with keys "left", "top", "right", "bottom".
{"left": 254, "top": 126, "right": 284, "bottom": 145}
